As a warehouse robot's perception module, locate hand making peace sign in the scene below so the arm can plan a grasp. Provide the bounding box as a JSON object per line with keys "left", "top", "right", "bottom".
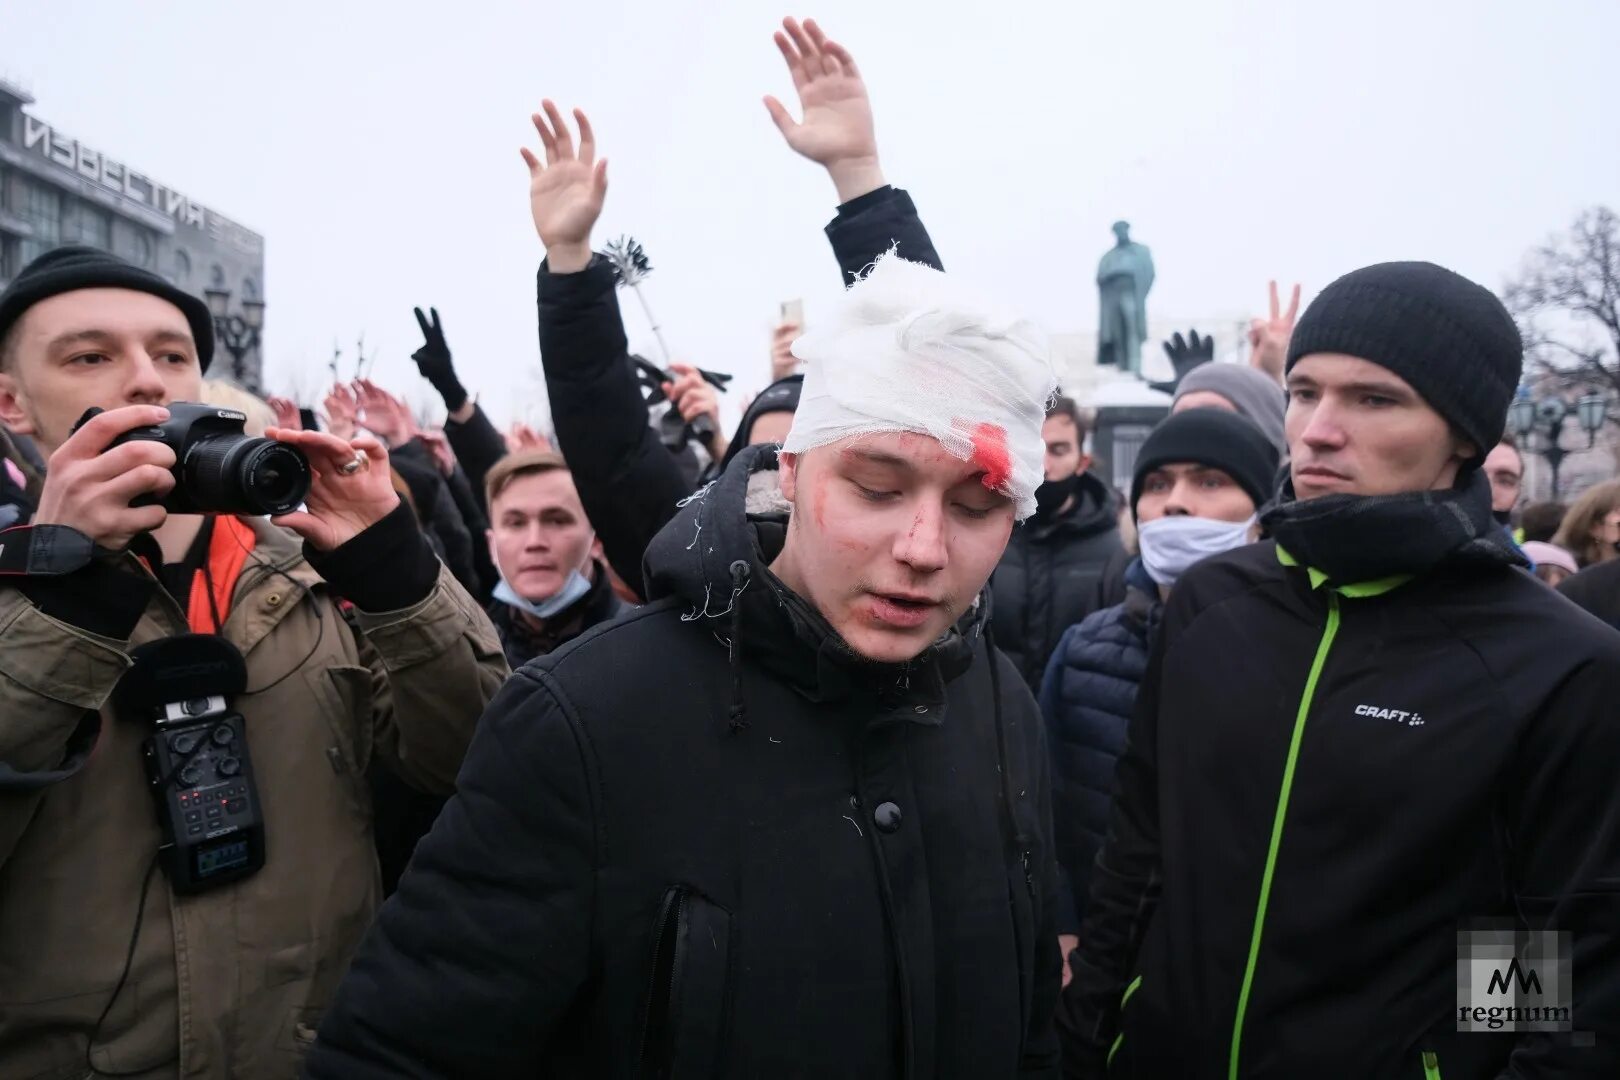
{"left": 1249, "top": 281, "right": 1301, "bottom": 384}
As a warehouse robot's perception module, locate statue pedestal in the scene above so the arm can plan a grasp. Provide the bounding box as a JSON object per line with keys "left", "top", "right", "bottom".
{"left": 1049, "top": 336, "right": 1173, "bottom": 493}
{"left": 1087, "top": 376, "right": 1172, "bottom": 495}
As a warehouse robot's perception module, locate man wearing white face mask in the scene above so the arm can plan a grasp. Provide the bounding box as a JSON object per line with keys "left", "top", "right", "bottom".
{"left": 483, "top": 449, "right": 626, "bottom": 668}
{"left": 1037, "top": 408, "right": 1277, "bottom": 987}
{"left": 371, "top": 448, "right": 630, "bottom": 895}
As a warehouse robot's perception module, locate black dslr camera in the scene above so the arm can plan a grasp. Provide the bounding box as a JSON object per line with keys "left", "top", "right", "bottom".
{"left": 76, "top": 401, "right": 310, "bottom": 515}
{"left": 115, "top": 635, "right": 265, "bottom": 893}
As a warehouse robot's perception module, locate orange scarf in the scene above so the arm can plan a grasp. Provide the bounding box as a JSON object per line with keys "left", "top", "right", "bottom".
{"left": 186, "top": 517, "right": 257, "bottom": 634}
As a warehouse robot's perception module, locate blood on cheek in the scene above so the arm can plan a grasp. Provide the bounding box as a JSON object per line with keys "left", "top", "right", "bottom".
{"left": 812, "top": 475, "right": 828, "bottom": 530}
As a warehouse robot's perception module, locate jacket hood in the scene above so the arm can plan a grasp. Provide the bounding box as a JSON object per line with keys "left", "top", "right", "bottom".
{"left": 643, "top": 443, "right": 980, "bottom": 719}
{"left": 716, "top": 375, "right": 803, "bottom": 475}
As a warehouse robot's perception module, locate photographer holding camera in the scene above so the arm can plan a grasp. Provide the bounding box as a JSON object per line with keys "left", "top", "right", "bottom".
{"left": 0, "top": 247, "right": 508, "bottom": 1079}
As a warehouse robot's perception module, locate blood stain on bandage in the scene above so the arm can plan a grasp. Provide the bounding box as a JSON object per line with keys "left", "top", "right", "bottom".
{"left": 968, "top": 422, "right": 1012, "bottom": 493}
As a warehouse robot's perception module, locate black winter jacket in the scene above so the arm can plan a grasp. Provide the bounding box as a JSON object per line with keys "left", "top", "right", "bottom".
{"left": 441, "top": 401, "right": 510, "bottom": 515}
{"left": 1559, "top": 558, "right": 1620, "bottom": 633}
{"left": 538, "top": 186, "right": 943, "bottom": 599}
{"left": 992, "top": 470, "right": 1123, "bottom": 690}
{"left": 370, "top": 563, "right": 625, "bottom": 895}
{"left": 1088, "top": 544, "right": 1132, "bottom": 616}
{"left": 441, "top": 460, "right": 498, "bottom": 601}
{"left": 487, "top": 559, "right": 625, "bottom": 671}
{"left": 1038, "top": 558, "right": 1160, "bottom": 934}
{"left": 389, "top": 446, "right": 480, "bottom": 595}
{"left": 1065, "top": 540, "right": 1620, "bottom": 1079}
{"left": 306, "top": 445, "right": 1061, "bottom": 1080}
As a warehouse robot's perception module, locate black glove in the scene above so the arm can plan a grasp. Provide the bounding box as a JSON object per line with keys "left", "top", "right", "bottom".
{"left": 1150, "top": 330, "right": 1215, "bottom": 395}
{"left": 411, "top": 307, "right": 469, "bottom": 412}
{"left": 628, "top": 355, "right": 732, "bottom": 452}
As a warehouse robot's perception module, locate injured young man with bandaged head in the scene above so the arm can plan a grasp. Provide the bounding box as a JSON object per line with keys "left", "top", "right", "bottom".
{"left": 305, "top": 252, "right": 1067, "bottom": 1079}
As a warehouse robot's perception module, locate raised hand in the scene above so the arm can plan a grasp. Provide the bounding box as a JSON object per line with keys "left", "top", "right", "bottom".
{"left": 1150, "top": 330, "right": 1215, "bottom": 396}
{"left": 770, "top": 321, "right": 803, "bottom": 381}
{"left": 520, "top": 101, "right": 608, "bottom": 272}
{"left": 354, "top": 379, "right": 413, "bottom": 448}
{"left": 411, "top": 306, "right": 469, "bottom": 412}
{"left": 505, "top": 422, "right": 552, "bottom": 455}
{"left": 1059, "top": 934, "right": 1079, "bottom": 989}
{"left": 32, "top": 405, "right": 176, "bottom": 551}
{"left": 322, "top": 383, "right": 359, "bottom": 441}
{"left": 418, "top": 429, "right": 458, "bottom": 476}
{"left": 265, "top": 429, "right": 399, "bottom": 552}
{"left": 662, "top": 362, "right": 727, "bottom": 459}
{"left": 267, "top": 396, "right": 304, "bottom": 432}
{"left": 764, "top": 17, "right": 884, "bottom": 202}
{"left": 1248, "top": 281, "right": 1301, "bottom": 384}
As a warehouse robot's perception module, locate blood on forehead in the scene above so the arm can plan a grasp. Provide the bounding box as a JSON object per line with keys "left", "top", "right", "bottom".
{"left": 967, "top": 422, "right": 1012, "bottom": 493}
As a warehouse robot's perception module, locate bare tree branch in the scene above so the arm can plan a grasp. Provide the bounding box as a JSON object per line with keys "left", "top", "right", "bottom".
{"left": 1504, "top": 206, "right": 1620, "bottom": 431}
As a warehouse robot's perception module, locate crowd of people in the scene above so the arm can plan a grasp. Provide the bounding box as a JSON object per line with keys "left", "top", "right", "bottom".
{"left": 2, "top": 15, "right": 1619, "bottom": 1080}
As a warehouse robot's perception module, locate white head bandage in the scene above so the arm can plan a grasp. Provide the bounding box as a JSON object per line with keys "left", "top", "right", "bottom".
{"left": 781, "top": 253, "right": 1057, "bottom": 519}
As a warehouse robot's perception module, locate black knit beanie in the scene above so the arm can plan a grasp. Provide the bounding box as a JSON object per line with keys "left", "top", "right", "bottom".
{"left": 1285, "top": 261, "right": 1520, "bottom": 462}
{"left": 718, "top": 373, "right": 803, "bottom": 473}
{"left": 0, "top": 246, "right": 215, "bottom": 370}
{"left": 1130, "top": 407, "right": 1280, "bottom": 518}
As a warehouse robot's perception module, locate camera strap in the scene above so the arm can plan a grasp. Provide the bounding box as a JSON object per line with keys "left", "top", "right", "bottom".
{"left": 0, "top": 524, "right": 97, "bottom": 577}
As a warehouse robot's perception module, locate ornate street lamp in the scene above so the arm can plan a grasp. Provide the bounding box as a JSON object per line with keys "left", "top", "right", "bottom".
{"left": 1508, "top": 390, "right": 1611, "bottom": 498}
{"left": 203, "top": 286, "right": 265, "bottom": 391}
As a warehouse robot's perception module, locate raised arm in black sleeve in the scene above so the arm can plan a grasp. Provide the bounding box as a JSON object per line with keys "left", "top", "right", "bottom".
{"left": 390, "top": 444, "right": 480, "bottom": 597}
{"left": 442, "top": 403, "right": 509, "bottom": 515}
{"left": 536, "top": 256, "right": 689, "bottom": 599}
{"left": 441, "top": 462, "right": 497, "bottom": 602}
{"left": 824, "top": 185, "right": 944, "bottom": 283}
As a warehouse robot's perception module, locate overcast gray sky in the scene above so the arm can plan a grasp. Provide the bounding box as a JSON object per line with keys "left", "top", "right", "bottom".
{"left": 6, "top": 0, "right": 1618, "bottom": 429}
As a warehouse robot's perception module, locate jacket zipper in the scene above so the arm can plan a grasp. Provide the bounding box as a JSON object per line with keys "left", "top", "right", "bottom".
{"left": 1227, "top": 593, "right": 1341, "bottom": 1080}
{"left": 638, "top": 887, "right": 688, "bottom": 1079}
{"left": 1421, "top": 1049, "right": 1441, "bottom": 1079}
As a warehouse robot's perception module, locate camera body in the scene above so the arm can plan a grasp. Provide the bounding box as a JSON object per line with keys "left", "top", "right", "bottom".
{"left": 115, "top": 634, "right": 265, "bottom": 894}
{"left": 140, "top": 695, "right": 266, "bottom": 893}
{"left": 78, "top": 401, "right": 310, "bottom": 516}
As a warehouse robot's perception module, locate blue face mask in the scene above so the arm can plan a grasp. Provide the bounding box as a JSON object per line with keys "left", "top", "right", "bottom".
{"left": 494, "top": 568, "right": 593, "bottom": 620}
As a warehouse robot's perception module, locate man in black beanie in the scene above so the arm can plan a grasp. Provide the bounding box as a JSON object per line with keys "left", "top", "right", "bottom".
{"left": 1065, "top": 261, "right": 1620, "bottom": 1078}
{"left": 0, "top": 246, "right": 507, "bottom": 1078}
{"left": 1039, "top": 408, "right": 1277, "bottom": 991}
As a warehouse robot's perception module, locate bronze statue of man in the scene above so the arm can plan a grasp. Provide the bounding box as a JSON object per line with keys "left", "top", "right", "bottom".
{"left": 1096, "top": 221, "right": 1155, "bottom": 376}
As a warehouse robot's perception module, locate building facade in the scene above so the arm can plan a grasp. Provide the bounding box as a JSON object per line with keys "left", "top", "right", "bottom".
{"left": 0, "top": 78, "right": 266, "bottom": 388}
